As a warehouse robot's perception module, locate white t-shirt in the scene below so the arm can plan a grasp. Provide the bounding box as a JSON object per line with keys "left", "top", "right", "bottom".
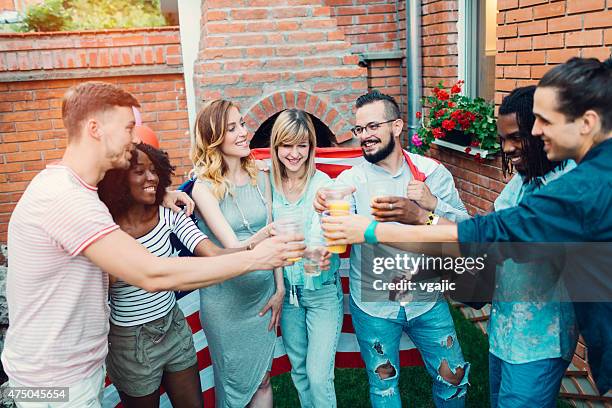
{"left": 109, "top": 206, "right": 206, "bottom": 326}
{"left": 2, "top": 165, "right": 118, "bottom": 387}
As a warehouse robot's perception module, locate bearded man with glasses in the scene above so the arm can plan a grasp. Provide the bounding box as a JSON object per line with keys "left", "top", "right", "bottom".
{"left": 314, "top": 90, "right": 470, "bottom": 407}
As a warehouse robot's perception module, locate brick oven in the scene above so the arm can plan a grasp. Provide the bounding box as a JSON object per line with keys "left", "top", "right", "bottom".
{"left": 192, "top": 0, "right": 372, "bottom": 147}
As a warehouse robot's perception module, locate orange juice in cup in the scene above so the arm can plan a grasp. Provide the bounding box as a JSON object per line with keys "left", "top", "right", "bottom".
{"left": 328, "top": 199, "right": 351, "bottom": 215}
{"left": 322, "top": 209, "right": 350, "bottom": 253}
{"left": 321, "top": 184, "right": 353, "bottom": 254}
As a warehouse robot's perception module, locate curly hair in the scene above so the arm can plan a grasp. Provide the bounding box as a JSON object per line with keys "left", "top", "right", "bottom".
{"left": 98, "top": 143, "right": 175, "bottom": 220}
{"left": 190, "top": 99, "right": 257, "bottom": 200}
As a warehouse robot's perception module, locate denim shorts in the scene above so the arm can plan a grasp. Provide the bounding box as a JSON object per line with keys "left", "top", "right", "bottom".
{"left": 106, "top": 303, "right": 197, "bottom": 397}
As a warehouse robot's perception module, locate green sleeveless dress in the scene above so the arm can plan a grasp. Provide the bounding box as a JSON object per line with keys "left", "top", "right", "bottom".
{"left": 196, "top": 171, "right": 276, "bottom": 407}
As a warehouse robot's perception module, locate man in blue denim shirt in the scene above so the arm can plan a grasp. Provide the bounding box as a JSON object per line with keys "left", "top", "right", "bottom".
{"left": 322, "top": 58, "right": 612, "bottom": 395}
{"left": 459, "top": 58, "right": 612, "bottom": 396}
{"left": 317, "top": 91, "right": 471, "bottom": 407}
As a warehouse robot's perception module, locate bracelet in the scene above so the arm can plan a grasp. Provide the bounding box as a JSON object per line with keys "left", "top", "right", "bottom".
{"left": 364, "top": 220, "right": 379, "bottom": 244}
{"left": 425, "top": 212, "right": 440, "bottom": 225}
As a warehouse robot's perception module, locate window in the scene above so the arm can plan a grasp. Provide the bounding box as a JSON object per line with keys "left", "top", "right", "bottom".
{"left": 458, "top": 0, "right": 497, "bottom": 102}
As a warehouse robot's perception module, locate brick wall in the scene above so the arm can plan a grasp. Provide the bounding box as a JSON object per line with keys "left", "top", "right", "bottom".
{"left": 195, "top": 0, "right": 368, "bottom": 144}
{"left": 421, "top": 0, "right": 459, "bottom": 93}
{"left": 366, "top": 59, "right": 402, "bottom": 101}
{"left": 326, "top": 0, "right": 407, "bottom": 140}
{"left": 0, "top": 27, "right": 190, "bottom": 243}
{"left": 420, "top": 0, "right": 505, "bottom": 215}
{"left": 496, "top": 0, "right": 611, "bottom": 99}
{"left": 421, "top": 0, "right": 611, "bottom": 215}
{"left": 326, "top": 0, "right": 401, "bottom": 54}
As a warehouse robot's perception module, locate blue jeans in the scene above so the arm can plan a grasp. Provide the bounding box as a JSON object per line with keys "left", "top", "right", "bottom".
{"left": 489, "top": 353, "right": 570, "bottom": 408}
{"left": 350, "top": 297, "right": 469, "bottom": 407}
{"left": 280, "top": 281, "right": 344, "bottom": 408}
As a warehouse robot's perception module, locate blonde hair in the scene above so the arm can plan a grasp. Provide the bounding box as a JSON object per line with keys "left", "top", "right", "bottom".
{"left": 270, "top": 109, "right": 317, "bottom": 197}
{"left": 190, "top": 99, "right": 257, "bottom": 200}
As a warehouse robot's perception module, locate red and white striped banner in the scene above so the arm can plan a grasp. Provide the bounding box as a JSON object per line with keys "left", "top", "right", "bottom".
{"left": 103, "top": 147, "right": 423, "bottom": 407}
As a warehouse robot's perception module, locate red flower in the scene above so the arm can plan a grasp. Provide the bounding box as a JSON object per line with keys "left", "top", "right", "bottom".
{"left": 447, "top": 101, "right": 456, "bottom": 108}
{"left": 470, "top": 140, "right": 480, "bottom": 147}
{"left": 474, "top": 153, "right": 484, "bottom": 164}
{"left": 435, "top": 109, "right": 446, "bottom": 118}
{"left": 442, "top": 119, "right": 456, "bottom": 131}
{"left": 451, "top": 84, "right": 461, "bottom": 94}
{"left": 416, "top": 111, "right": 422, "bottom": 119}
{"left": 450, "top": 110, "right": 463, "bottom": 120}
{"left": 432, "top": 128, "right": 445, "bottom": 139}
{"left": 464, "top": 147, "right": 472, "bottom": 154}
{"left": 437, "top": 90, "right": 449, "bottom": 101}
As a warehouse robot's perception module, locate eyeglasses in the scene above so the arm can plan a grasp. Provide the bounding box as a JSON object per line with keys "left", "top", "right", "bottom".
{"left": 351, "top": 119, "right": 398, "bottom": 136}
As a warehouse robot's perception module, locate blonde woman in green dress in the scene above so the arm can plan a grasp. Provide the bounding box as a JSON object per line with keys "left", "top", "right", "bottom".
{"left": 190, "top": 99, "right": 283, "bottom": 407}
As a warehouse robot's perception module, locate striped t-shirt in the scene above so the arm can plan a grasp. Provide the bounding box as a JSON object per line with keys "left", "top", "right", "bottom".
{"left": 2, "top": 165, "right": 119, "bottom": 387}
{"left": 109, "top": 206, "right": 206, "bottom": 326}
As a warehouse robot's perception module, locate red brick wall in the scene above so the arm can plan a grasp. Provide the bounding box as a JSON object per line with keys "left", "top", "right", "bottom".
{"left": 195, "top": 0, "right": 367, "bottom": 144}
{"left": 421, "top": 0, "right": 459, "bottom": 93}
{"left": 367, "top": 59, "right": 402, "bottom": 100}
{"left": 496, "top": 0, "right": 611, "bottom": 98}
{"left": 327, "top": 0, "right": 406, "bottom": 141}
{"left": 420, "top": 0, "right": 505, "bottom": 215}
{"left": 326, "top": 0, "right": 401, "bottom": 54}
{"left": 421, "top": 0, "right": 611, "bottom": 217}
{"left": 0, "top": 28, "right": 190, "bottom": 243}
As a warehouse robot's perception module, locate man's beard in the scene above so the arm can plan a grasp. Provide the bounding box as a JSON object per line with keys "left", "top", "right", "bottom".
{"left": 363, "top": 134, "right": 396, "bottom": 164}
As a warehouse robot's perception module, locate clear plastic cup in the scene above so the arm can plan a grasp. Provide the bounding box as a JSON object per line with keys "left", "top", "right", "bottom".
{"left": 275, "top": 213, "right": 304, "bottom": 262}
{"left": 322, "top": 184, "right": 353, "bottom": 216}
{"left": 303, "top": 239, "right": 326, "bottom": 277}
{"left": 368, "top": 180, "right": 398, "bottom": 204}
{"left": 321, "top": 208, "right": 350, "bottom": 254}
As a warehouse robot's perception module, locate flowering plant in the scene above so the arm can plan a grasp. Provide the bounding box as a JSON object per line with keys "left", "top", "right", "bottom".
{"left": 411, "top": 80, "right": 499, "bottom": 161}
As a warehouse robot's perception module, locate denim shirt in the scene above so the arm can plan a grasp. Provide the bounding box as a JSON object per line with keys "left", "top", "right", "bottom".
{"left": 489, "top": 163, "right": 579, "bottom": 363}
{"left": 271, "top": 170, "right": 340, "bottom": 290}
{"left": 336, "top": 151, "right": 470, "bottom": 320}
{"left": 458, "top": 138, "right": 612, "bottom": 392}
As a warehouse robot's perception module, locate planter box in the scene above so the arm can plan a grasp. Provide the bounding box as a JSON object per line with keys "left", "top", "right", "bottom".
{"left": 444, "top": 129, "right": 473, "bottom": 146}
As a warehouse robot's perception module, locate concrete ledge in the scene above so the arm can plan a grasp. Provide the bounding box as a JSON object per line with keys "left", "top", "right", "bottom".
{"left": 357, "top": 50, "right": 404, "bottom": 62}
{"left": 0, "top": 65, "right": 183, "bottom": 82}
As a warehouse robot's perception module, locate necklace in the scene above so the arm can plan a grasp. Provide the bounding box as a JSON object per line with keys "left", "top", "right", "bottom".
{"left": 229, "top": 181, "right": 269, "bottom": 235}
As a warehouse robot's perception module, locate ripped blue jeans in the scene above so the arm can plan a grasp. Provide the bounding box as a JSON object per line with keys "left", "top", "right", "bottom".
{"left": 350, "top": 297, "right": 469, "bottom": 407}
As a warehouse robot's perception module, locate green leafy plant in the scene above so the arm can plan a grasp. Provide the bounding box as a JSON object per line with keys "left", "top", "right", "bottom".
{"left": 68, "top": 0, "right": 167, "bottom": 31}
{"left": 411, "top": 80, "right": 499, "bottom": 162}
{"left": 17, "top": 0, "right": 167, "bottom": 32}
{"left": 20, "top": 0, "right": 72, "bottom": 32}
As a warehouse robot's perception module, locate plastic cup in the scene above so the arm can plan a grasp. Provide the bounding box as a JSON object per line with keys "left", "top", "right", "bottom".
{"left": 369, "top": 180, "right": 399, "bottom": 207}
{"left": 275, "top": 214, "right": 304, "bottom": 262}
{"left": 303, "top": 239, "right": 326, "bottom": 277}
{"left": 321, "top": 209, "right": 350, "bottom": 254}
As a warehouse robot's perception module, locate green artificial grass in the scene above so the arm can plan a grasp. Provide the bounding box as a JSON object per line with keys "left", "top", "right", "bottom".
{"left": 272, "top": 304, "right": 573, "bottom": 407}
